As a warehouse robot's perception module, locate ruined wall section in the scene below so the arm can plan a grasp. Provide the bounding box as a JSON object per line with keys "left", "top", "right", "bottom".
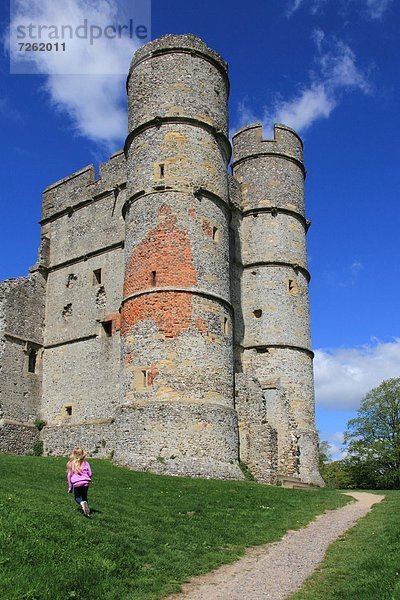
{"left": 232, "top": 123, "right": 323, "bottom": 485}
{"left": 0, "top": 271, "right": 45, "bottom": 453}
{"left": 40, "top": 151, "right": 126, "bottom": 455}
{"left": 235, "top": 373, "right": 278, "bottom": 483}
{"left": 115, "top": 35, "right": 242, "bottom": 479}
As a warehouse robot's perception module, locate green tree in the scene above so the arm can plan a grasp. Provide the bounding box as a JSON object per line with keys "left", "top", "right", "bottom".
{"left": 318, "top": 438, "right": 353, "bottom": 488}
{"left": 318, "top": 439, "right": 331, "bottom": 468}
{"left": 344, "top": 377, "right": 400, "bottom": 489}
{"left": 320, "top": 460, "right": 353, "bottom": 489}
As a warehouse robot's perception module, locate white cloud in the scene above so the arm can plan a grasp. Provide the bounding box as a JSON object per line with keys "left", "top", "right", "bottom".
{"left": 287, "top": 0, "right": 393, "bottom": 19}
{"left": 314, "top": 338, "right": 400, "bottom": 410}
{"left": 260, "top": 33, "right": 371, "bottom": 134}
{"left": 322, "top": 259, "right": 364, "bottom": 288}
{"left": 286, "top": 0, "right": 327, "bottom": 17}
{"left": 318, "top": 39, "right": 371, "bottom": 93}
{"left": 236, "top": 31, "right": 371, "bottom": 137}
{"left": 44, "top": 74, "right": 127, "bottom": 148}
{"left": 235, "top": 100, "right": 260, "bottom": 132}
{"left": 364, "top": 0, "right": 393, "bottom": 18}
{"left": 286, "top": 0, "right": 306, "bottom": 17}
{"left": 272, "top": 84, "right": 335, "bottom": 133}
{"left": 7, "top": 0, "right": 147, "bottom": 147}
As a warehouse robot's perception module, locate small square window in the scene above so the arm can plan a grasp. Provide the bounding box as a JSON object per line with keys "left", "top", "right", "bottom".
{"left": 66, "top": 273, "right": 77, "bottom": 288}
{"left": 288, "top": 279, "right": 299, "bottom": 296}
{"left": 93, "top": 269, "right": 102, "bottom": 285}
{"left": 133, "top": 367, "right": 155, "bottom": 390}
{"left": 223, "top": 317, "right": 229, "bottom": 335}
{"left": 212, "top": 226, "right": 220, "bottom": 243}
{"left": 142, "top": 369, "right": 149, "bottom": 387}
{"left": 101, "top": 320, "right": 113, "bottom": 337}
{"left": 65, "top": 405, "right": 73, "bottom": 416}
{"left": 28, "top": 348, "right": 37, "bottom": 373}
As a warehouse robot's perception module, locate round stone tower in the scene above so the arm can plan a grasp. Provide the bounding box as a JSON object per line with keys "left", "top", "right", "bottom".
{"left": 232, "top": 123, "right": 323, "bottom": 485}
{"left": 114, "top": 35, "right": 242, "bottom": 479}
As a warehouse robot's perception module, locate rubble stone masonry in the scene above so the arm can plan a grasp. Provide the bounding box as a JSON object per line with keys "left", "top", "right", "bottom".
{"left": 0, "top": 35, "right": 323, "bottom": 486}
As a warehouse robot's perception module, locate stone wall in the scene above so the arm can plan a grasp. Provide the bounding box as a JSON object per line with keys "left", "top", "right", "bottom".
{"left": 120, "top": 34, "right": 242, "bottom": 479}
{"left": 41, "top": 420, "right": 115, "bottom": 458}
{"left": 0, "top": 271, "right": 45, "bottom": 453}
{"left": 235, "top": 373, "right": 278, "bottom": 483}
{"left": 0, "top": 420, "right": 39, "bottom": 454}
{"left": 40, "top": 151, "right": 126, "bottom": 429}
{"left": 113, "top": 402, "right": 242, "bottom": 479}
{"left": 232, "top": 122, "right": 323, "bottom": 486}
{"left": 0, "top": 35, "right": 323, "bottom": 487}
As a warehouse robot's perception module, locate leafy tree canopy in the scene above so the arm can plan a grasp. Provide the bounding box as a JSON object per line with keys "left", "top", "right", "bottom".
{"left": 344, "top": 377, "right": 400, "bottom": 489}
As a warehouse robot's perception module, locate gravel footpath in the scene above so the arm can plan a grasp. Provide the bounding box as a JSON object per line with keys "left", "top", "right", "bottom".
{"left": 166, "top": 492, "right": 383, "bottom": 600}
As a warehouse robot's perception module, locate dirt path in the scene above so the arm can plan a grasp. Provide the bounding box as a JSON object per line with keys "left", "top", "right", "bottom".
{"left": 166, "top": 492, "right": 384, "bottom": 600}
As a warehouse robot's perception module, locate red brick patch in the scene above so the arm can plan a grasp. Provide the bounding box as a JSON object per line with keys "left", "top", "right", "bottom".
{"left": 122, "top": 204, "right": 197, "bottom": 338}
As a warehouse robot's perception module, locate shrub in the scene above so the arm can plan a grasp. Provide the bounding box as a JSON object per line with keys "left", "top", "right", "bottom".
{"left": 32, "top": 440, "right": 44, "bottom": 456}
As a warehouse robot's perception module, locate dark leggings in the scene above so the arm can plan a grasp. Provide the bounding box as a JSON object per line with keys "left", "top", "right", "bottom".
{"left": 73, "top": 485, "right": 88, "bottom": 504}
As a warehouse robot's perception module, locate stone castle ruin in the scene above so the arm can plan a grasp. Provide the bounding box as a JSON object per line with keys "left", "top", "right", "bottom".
{"left": 0, "top": 35, "right": 323, "bottom": 486}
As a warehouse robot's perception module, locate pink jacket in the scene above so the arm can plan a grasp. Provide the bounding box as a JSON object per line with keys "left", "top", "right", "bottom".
{"left": 67, "top": 461, "right": 92, "bottom": 492}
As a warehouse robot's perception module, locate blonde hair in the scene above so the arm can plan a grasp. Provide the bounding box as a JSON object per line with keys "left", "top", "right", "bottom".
{"left": 67, "top": 447, "right": 87, "bottom": 474}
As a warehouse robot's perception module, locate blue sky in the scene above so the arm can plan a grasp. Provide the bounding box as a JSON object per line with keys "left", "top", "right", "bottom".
{"left": 1, "top": 0, "right": 399, "bottom": 459}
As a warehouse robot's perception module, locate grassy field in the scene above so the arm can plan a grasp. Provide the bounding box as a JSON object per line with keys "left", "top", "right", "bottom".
{"left": 291, "top": 490, "right": 400, "bottom": 600}
{"left": 0, "top": 455, "right": 348, "bottom": 600}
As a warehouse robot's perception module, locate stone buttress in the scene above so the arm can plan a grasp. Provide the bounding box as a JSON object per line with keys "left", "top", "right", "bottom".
{"left": 114, "top": 35, "right": 243, "bottom": 479}
{"left": 232, "top": 123, "right": 323, "bottom": 485}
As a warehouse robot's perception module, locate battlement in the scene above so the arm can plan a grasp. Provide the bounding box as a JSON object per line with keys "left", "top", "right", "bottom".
{"left": 42, "top": 150, "right": 126, "bottom": 221}
{"left": 128, "top": 33, "right": 228, "bottom": 76}
{"left": 0, "top": 34, "right": 322, "bottom": 487}
{"left": 232, "top": 123, "right": 303, "bottom": 166}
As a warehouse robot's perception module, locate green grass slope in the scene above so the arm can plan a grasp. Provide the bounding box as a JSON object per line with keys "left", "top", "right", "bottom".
{"left": 291, "top": 490, "right": 400, "bottom": 600}
{"left": 0, "top": 455, "right": 347, "bottom": 600}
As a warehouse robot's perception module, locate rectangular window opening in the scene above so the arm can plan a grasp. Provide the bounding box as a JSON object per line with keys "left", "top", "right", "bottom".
{"left": 28, "top": 348, "right": 37, "bottom": 373}
{"left": 65, "top": 405, "right": 73, "bottom": 416}
{"left": 159, "top": 164, "right": 165, "bottom": 179}
{"left": 288, "top": 279, "right": 299, "bottom": 296}
{"left": 212, "top": 226, "right": 219, "bottom": 242}
{"left": 223, "top": 317, "right": 229, "bottom": 335}
{"left": 142, "top": 369, "right": 149, "bottom": 387}
{"left": 101, "top": 320, "right": 113, "bottom": 337}
{"left": 93, "top": 269, "right": 102, "bottom": 285}
{"left": 151, "top": 271, "right": 157, "bottom": 286}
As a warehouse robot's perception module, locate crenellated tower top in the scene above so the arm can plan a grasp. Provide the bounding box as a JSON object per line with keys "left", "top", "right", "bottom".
{"left": 232, "top": 123, "right": 304, "bottom": 170}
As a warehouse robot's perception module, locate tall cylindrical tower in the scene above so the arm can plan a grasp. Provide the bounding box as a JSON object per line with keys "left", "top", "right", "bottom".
{"left": 232, "top": 123, "right": 323, "bottom": 485}
{"left": 114, "top": 35, "right": 242, "bottom": 479}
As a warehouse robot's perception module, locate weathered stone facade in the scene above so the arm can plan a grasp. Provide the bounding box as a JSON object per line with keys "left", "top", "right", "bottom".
{"left": 0, "top": 34, "right": 323, "bottom": 486}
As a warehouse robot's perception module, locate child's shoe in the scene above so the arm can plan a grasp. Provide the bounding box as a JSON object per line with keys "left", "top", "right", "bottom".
{"left": 81, "top": 501, "right": 90, "bottom": 517}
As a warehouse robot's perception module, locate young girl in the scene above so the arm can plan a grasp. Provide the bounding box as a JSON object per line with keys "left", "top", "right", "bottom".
{"left": 67, "top": 448, "right": 92, "bottom": 517}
